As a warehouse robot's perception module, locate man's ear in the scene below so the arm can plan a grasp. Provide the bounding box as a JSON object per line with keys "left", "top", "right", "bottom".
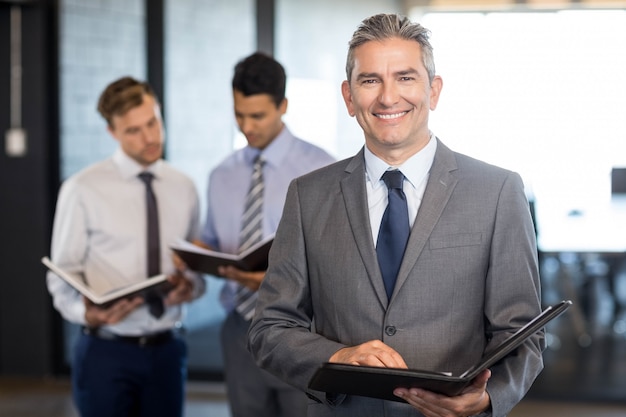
{"left": 106, "top": 124, "right": 120, "bottom": 142}
{"left": 429, "top": 75, "right": 443, "bottom": 111}
{"left": 279, "top": 98, "right": 288, "bottom": 115}
{"left": 341, "top": 80, "right": 355, "bottom": 117}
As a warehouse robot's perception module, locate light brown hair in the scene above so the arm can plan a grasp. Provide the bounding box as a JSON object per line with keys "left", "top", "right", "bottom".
{"left": 97, "top": 77, "right": 158, "bottom": 127}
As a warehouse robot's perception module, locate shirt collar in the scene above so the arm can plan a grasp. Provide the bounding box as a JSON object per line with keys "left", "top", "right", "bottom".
{"left": 112, "top": 147, "right": 163, "bottom": 180}
{"left": 241, "top": 125, "right": 294, "bottom": 168}
{"left": 364, "top": 132, "right": 437, "bottom": 190}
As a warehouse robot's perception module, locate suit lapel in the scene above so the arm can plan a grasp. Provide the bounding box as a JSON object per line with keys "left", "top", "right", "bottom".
{"left": 393, "top": 139, "right": 459, "bottom": 298}
{"left": 341, "top": 149, "right": 388, "bottom": 307}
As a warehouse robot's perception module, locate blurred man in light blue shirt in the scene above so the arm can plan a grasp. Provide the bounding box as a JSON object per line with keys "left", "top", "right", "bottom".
{"left": 200, "top": 52, "right": 335, "bottom": 417}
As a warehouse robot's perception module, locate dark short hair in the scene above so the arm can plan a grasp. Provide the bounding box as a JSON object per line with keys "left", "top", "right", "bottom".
{"left": 232, "top": 52, "right": 286, "bottom": 107}
{"left": 97, "top": 76, "right": 158, "bottom": 127}
{"left": 346, "top": 13, "right": 435, "bottom": 84}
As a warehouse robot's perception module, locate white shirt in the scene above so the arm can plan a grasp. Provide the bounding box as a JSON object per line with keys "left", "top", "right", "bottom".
{"left": 47, "top": 147, "right": 205, "bottom": 336}
{"left": 364, "top": 134, "right": 437, "bottom": 244}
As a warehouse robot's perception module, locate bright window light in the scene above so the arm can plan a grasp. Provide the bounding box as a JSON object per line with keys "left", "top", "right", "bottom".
{"left": 416, "top": 10, "right": 626, "bottom": 208}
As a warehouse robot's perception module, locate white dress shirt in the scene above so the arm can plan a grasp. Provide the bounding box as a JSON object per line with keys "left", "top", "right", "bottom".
{"left": 47, "top": 147, "right": 205, "bottom": 336}
{"left": 364, "top": 133, "right": 437, "bottom": 244}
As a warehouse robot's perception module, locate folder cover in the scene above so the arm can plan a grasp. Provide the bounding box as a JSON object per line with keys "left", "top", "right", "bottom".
{"left": 42, "top": 256, "right": 170, "bottom": 307}
{"left": 171, "top": 236, "right": 274, "bottom": 276}
{"left": 308, "top": 300, "right": 571, "bottom": 401}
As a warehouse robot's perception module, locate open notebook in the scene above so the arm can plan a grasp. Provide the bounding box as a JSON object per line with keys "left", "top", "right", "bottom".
{"left": 308, "top": 300, "right": 571, "bottom": 401}
{"left": 170, "top": 235, "right": 274, "bottom": 276}
{"left": 42, "top": 256, "right": 170, "bottom": 306}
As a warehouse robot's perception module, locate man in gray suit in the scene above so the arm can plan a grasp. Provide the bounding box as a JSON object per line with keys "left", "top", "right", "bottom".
{"left": 248, "top": 13, "right": 543, "bottom": 417}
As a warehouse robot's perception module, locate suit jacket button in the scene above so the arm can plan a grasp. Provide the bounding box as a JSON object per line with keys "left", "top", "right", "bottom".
{"left": 385, "top": 326, "right": 396, "bottom": 336}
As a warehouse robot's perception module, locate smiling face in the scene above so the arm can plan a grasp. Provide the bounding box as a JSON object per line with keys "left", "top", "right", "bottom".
{"left": 107, "top": 93, "right": 164, "bottom": 167}
{"left": 341, "top": 37, "right": 443, "bottom": 165}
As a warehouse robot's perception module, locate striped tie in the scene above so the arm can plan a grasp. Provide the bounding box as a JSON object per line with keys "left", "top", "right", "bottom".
{"left": 235, "top": 155, "right": 264, "bottom": 320}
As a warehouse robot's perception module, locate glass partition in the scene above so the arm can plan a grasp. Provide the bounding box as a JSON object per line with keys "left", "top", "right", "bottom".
{"left": 164, "top": 0, "right": 255, "bottom": 375}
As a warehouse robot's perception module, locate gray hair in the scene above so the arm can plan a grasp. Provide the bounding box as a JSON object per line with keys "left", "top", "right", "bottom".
{"left": 346, "top": 13, "right": 435, "bottom": 83}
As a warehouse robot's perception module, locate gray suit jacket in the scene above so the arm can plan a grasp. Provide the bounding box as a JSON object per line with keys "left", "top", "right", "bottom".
{"left": 248, "top": 139, "right": 543, "bottom": 417}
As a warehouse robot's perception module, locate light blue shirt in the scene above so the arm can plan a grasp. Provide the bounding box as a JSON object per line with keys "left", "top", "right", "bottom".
{"left": 201, "top": 126, "right": 335, "bottom": 311}
{"left": 364, "top": 133, "right": 437, "bottom": 244}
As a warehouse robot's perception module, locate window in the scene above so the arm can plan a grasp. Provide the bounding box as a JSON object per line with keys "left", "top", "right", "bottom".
{"left": 417, "top": 10, "right": 626, "bottom": 209}
{"left": 164, "top": 0, "right": 255, "bottom": 375}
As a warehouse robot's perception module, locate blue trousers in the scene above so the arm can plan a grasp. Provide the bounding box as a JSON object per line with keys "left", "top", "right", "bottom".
{"left": 72, "top": 331, "right": 187, "bottom": 417}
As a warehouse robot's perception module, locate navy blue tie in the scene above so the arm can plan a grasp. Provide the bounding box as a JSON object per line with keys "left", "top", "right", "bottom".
{"left": 376, "top": 170, "right": 410, "bottom": 300}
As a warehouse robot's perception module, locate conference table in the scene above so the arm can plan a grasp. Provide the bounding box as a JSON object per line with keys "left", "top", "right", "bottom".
{"left": 533, "top": 196, "right": 626, "bottom": 345}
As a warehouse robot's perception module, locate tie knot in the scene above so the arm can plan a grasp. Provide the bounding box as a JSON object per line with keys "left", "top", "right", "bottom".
{"left": 253, "top": 155, "right": 265, "bottom": 170}
{"left": 138, "top": 172, "right": 154, "bottom": 185}
{"left": 381, "top": 170, "right": 404, "bottom": 190}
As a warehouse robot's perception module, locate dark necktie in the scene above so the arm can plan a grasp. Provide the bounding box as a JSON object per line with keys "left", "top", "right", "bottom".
{"left": 235, "top": 155, "right": 265, "bottom": 321}
{"left": 138, "top": 172, "right": 165, "bottom": 318}
{"left": 376, "top": 170, "right": 410, "bottom": 300}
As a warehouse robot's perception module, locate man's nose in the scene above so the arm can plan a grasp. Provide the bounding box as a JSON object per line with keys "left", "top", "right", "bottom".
{"left": 240, "top": 118, "right": 254, "bottom": 134}
{"left": 143, "top": 127, "right": 158, "bottom": 143}
{"left": 378, "top": 82, "right": 400, "bottom": 106}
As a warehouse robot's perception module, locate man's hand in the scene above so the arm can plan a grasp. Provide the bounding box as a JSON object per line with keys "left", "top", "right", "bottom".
{"left": 329, "top": 339, "right": 408, "bottom": 369}
{"left": 164, "top": 271, "right": 195, "bottom": 306}
{"left": 393, "top": 369, "right": 492, "bottom": 417}
{"left": 84, "top": 296, "right": 143, "bottom": 327}
{"left": 172, "top": 240, "right": 207, "bottom": 271}
{"left": 188, "top": 240, "right": 265, "bottom": 291}
{"left": 218, "top": 266, "right": 265, "bottom": 291}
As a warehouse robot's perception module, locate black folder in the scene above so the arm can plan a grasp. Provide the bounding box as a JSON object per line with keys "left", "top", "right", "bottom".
{"left": 170, "top": 236, "right": 274, "bottom": 276}
{"left": 308, "top": 300, "right": 571, "bottom": 401}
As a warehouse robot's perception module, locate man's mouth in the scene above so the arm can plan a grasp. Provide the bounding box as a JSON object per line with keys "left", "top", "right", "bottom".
{"left": 145, "top": 144, "right": 161, "bottom": 152}
{"left": 375, "top": 111, "right": 408, "bottom": 120}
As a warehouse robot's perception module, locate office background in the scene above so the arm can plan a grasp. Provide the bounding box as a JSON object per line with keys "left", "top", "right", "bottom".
{"left": 1, "top": 0, "right": 626, "bottom": 406}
